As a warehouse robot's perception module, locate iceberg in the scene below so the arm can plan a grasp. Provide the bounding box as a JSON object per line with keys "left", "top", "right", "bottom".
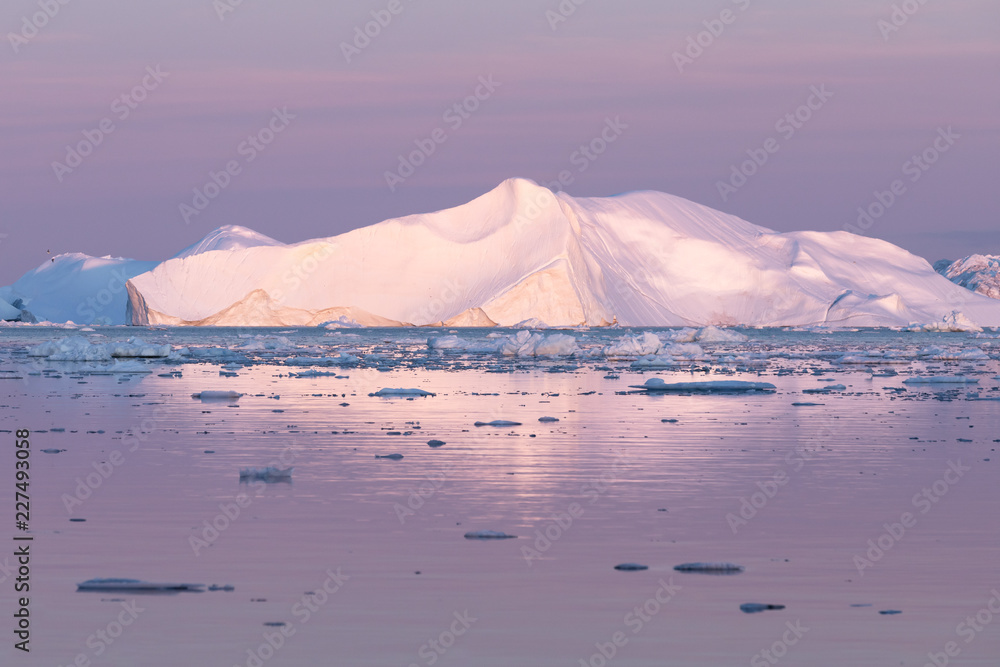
{"left": 9, "top": 180, "right": 1000, "bottom": 328}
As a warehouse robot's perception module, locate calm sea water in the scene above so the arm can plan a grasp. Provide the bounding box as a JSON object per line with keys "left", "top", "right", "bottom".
{"left": 1, "top": 326, "right": 999, "bottom": 666}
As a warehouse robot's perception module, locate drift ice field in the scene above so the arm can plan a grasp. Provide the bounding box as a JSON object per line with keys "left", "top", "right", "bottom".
{"left": 2, "top": 322, "right": 999, "bottom": 665}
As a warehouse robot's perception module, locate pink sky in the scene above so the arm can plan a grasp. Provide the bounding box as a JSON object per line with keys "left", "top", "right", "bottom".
{"left": 1, "top": 0, "right": 998, "bottom": 281}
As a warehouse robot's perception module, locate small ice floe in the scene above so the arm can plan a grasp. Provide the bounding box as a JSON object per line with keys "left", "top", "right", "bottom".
{"left": 208, "top": 584, "right": 235, "bottom": 592}
{"left": 632, "top": 379, "right": 776, "bottom": 394}
{"left": 614, "top": 563, "right": 649, "bottom": 571}
{"left": 463, "top": 530, "right": 516, "bottom": 539}
{"left": 77, "top": 578, "right": 204, "bottom": 593}
{"left": 192, "top": 390, "right": 243, "bottom": 400}
{"left": 239, "top": 466, "right": 293, "bottom": 481}
{"left": 375, "top": 453, "right": 404, "bottom": 460}
{"left": 902, "top": 376, "right": 979, "bottom": 385}
{"left": 791, "top": 402, "right": 823, "bottom": 407}
{"left": 674, "top": 562, "right": 745, "bottom": 574}
{"left": 538, "top": 416, "right": 559, "bottom": 423}
{"left": 879, "top": 610, "right": 902, "bottom": 615}
{"left": 661, "top": 418, "right": 679, "bottom": 423}
{"left": 803, "top": 384, "right": 846, "bottom": 394}
{"left": 474, "top": 420, "right": 522, "bottom": 427}
{"left": 740, "top": 603, "right": 785, "bottom": 614}
{"left": 427, "top": 440, "right": 446, "bottom": 448}
{"left": 370, "top": 388, "right": 436, "bottom": 397}
{"left": 41, "top": 448, "right": 66, "bottom": 453}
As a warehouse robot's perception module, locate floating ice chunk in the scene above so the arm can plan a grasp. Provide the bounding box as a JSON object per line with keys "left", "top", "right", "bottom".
{"left": 879, "top": 609, "right": 903, "bottom": 615}
{"left": 28, "top": 336, "right": 111, "bottom": 361}
{"left": 512, "top": 318, "right": 549, "bottom": 329}
{"left": 906, "top": 312, "right": 983, "bottom": 333}
{"left": 428, "top": 335, "right": 470, "bottom": 350}
{"left": 77, "top": 578, "right": 205, "bottom": 592}
{"left": 803, "top": 384, "right": 846, "bottom": 394}
{"left": 192, "top": 391, "right": 243, "bottom": 400}
{"left": 604, "top": 332, "right": 662, "bottom": 357}
{"left": 538, "top": 416, "right": 559, "bottom": 422}
{"left": 631, "top": 355, "right": 676, "bottom": 369}
{"left": 918, "top": 346, "right": 989, "bottom": 361}
{"left": 532, "top": 333, "right": 578, "bottom": 356}
{"left": 474, "top": 420, "right": 522, "bottom": 427}
{"left": 41, "top": 448, "right": 66, "bottom": 453}
{"left": 903, "top": 376, "right": 979, "bottom": 384}
{"left": 318, "top": 316, "right": 364, "bottom": 329}
{"left": 239, "top": 466, "right": 293, "bottom": 480}
{"left": 427, "top": 440, "right": 446, "bottom": 448}
{"left": 674, "top": 562, "right": 745, "bottom": 574}
{"left": 632, "top": 379, "right": 776, "bottom": 393}
{"left": 463, "top": 530, "right": 516, "bottom": 539}
{"left": 375, "top": 453, "right": 403, "bottom": 460}
{"left": 614, "top": 563, "right": 649, "bottom": 571}
{"left": 370, "top": 388, "right": 436, "bottom": 397}
{"left": 109, "top": 338, "right": 171, "bottom": 358}
{"left": 236, "top": 335, "right": 294, "bottom": 351}
{"left": 740, "top": 603, "right": 786, "bottom": 614}
{"left": 693, "top": 326, "right": 748, "bottom": 343}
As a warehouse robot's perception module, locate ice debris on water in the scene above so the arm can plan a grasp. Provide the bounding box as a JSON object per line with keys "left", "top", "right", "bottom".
{"left": 632, "top": 379, "right": 776, "bottom": 393}
{"left": 740, "top": 603, "right": 785, "bottom": 614}
{"left": 239, "top": 466, "right": 293, "bottom": 481}
{"left": 538, "top": 416, "right": 559, "bottom": 422}
{"left": 370, "top": 388, "right": 436, "bottom": 397}
{"left": 674, "top": 562, "right": 745, "bottom": 574}
{"left": 41, "top": 448, "right": 66, "bottom": 454}
{"left": 463, "top": 530, "right": 516, "bottom": 539}
{"left": 192, "top": 390, "right": 243, "bottom": 400}
{"left": 474, "top": 420, "right": 522, "bottom": 427}
{"left": 614, "top": 563, "right": 649, "bottom": 571}
{"left": 427, "top": 440, "right": 446, "bottom": 448}
{"left": 375, "top": 453, "right": 404, "bottom": 460}
{"left": 902, "top": 376, "right": 979, "bottom": 385}
{"left": 77, "top": 579, "right": 204, "bottom": 592}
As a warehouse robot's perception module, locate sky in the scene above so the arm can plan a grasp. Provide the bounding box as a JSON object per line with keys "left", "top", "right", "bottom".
{"left": 1, "top": 0, "right": 998, "bottom": 283}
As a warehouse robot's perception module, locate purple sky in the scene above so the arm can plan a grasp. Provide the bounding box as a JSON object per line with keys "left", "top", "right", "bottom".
{"left": 2, "top": 0, "right": 998, "bottom": 282}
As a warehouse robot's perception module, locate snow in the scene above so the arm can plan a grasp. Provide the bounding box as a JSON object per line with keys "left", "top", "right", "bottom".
{"left": 10, "top": 179, "right": 1000, "bottom": 327}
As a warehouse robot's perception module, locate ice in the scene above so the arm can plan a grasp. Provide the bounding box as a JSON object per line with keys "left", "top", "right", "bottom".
{"left": 13, "top": 179, "right": 1000, "bottom": 328}
{"left": 77, "top": 578, "right": 205, "bottom": 592}
{"left": 939, "top": 254, "right": 1000, "bottom": 300}
{"left": 632, "top": 379, "right": 776, "bottom": 393}
{"left": 740, "top": 603, "right": 786, "bottom": 614}
{"left": 109, "top": 338, "right": 171, "bottom": 358}
{"left": 474, "top": 420, "right": 522, "bottom": 427}
{"left": 375, "top": 454, "right": 404, "bottom": 460}
{"left": 538, "top": 416, "right": 559, "bottom": 422}
{"left": 28, "top": 336, "right": 111, "bottom": 361}
{"left": 237, "top": 335, "right": 294, "bottom": 351}
{"left": 463, "top": 530, "right": 517, "bottom": 539}
{"left": 917, "top": 346, "right": 989, "bottom": 361}
{"left": 318, "top": 316, "right": 364, "bottom": 329}
{"left": 674, "top": 562, "right": 745, "bottom": 574}
{"left": 902, "top": 376, "right": 979, "bottom": 384}
{"left": 613, "top": 563, "right": 649, "bottom": 571}
{"left": 370, "top": 388, "right": 436, "bottom": 397}
{"left": 192, "top": 391, "right": 243, "bottom": 400}
{"left": 604, "top": 332, "right": 662, "bottom": 357}
{"left": 239, "top": 466, "right": 293, "bottom": 481}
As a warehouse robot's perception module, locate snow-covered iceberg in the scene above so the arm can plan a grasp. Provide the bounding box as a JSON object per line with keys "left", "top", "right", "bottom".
{"left": 7, "top": 180, "right": 1000, "bottom": 328}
